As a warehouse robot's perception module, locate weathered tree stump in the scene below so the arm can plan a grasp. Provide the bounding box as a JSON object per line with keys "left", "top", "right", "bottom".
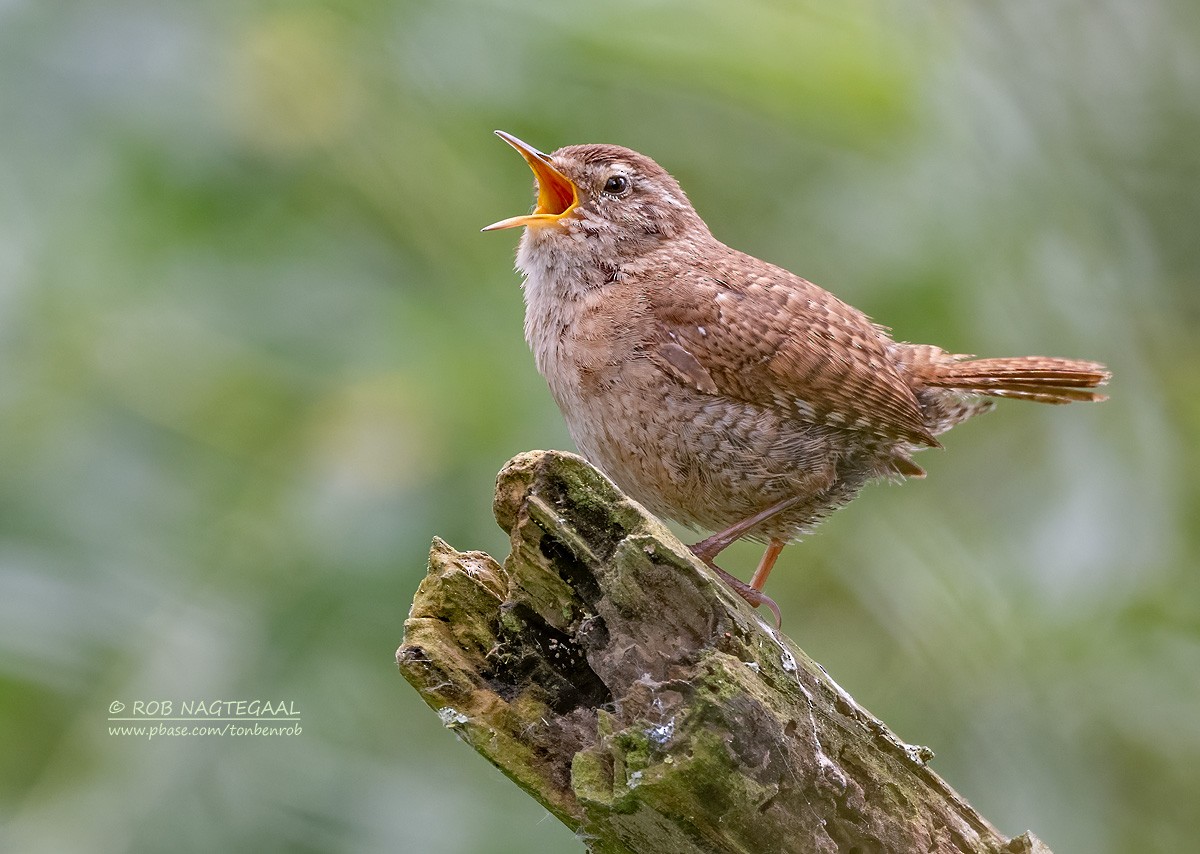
{"left": 397, "top": 450, "right": 1051, "bottom": 854}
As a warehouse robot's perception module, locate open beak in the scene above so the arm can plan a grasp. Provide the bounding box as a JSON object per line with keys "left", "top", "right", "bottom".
{"left": 481, "top": 131, "right": 579, "bottom": 231}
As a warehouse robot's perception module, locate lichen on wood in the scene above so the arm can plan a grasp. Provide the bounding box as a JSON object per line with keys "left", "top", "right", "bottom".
{"left": 397, "top": 450, "right": 1052, "bottom": 853}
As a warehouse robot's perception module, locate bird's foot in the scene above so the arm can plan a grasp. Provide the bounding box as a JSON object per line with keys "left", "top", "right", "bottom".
{"left": 690, "top": 548, "right": 783, "bottom": 628}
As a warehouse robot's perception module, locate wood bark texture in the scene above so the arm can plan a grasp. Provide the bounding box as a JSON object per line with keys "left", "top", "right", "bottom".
{"left": 397, "top": 450, "right": 1052, "bottom": 854}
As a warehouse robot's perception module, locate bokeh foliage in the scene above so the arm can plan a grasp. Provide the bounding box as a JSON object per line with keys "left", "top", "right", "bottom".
{"left": 1, "top": 1, "right": 1197, "bottom": 852}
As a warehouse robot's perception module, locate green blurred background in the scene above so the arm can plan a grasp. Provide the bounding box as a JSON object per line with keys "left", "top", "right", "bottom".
{"left": 2, "top": 1, "right": 1197, "bottom": 852}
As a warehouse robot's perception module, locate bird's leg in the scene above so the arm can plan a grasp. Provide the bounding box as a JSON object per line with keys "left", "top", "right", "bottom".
{"left": 689, "top": 495, "right": 803, "bottom": 627}
{"left": 689, "top": 494, "right": 803, "bottom": 564}
{"left": 751, "top": 538, "right": 786, "bottom": 591}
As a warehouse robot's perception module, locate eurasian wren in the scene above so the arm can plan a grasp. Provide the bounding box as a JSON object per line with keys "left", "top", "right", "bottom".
{"left": 484, "top": 131, "right": 1109, "bottom": 623}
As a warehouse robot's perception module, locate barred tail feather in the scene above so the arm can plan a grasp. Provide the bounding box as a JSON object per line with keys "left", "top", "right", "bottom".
{"left": 921, "top": 356, "right": 1111, "bottom": 404}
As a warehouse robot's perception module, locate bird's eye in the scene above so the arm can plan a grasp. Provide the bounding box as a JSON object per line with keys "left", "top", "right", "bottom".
{"left": 603, "top": 175, "right": 630, "bottom": 196}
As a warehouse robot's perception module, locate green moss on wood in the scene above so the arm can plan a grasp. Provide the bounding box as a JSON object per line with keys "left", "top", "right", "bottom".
{"left": 398, "top": 450, "right": 1053, "bottom": 854}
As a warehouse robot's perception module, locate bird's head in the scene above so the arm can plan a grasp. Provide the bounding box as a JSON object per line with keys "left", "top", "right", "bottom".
{"left": 483, "top": 131, "right": 707, "bottom": 265}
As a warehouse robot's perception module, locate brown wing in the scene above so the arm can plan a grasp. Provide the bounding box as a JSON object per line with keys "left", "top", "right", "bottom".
{"left": 646, "top": 246, "right": 937, "bottom": 448}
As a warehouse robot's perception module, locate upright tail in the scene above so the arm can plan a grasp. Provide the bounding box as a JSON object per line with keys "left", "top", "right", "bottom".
{"left": 918, "top": 355, "right": 1111, "bottom": 404}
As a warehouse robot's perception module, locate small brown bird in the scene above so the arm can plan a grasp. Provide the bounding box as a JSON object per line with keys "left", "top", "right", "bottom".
{"left": 484, "top": 130, "right": 1109, "bottom": 624}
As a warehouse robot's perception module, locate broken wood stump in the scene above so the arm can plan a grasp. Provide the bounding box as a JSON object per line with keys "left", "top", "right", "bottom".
{"left": 397, "top": 450, "right": 1052, "bottom": 854}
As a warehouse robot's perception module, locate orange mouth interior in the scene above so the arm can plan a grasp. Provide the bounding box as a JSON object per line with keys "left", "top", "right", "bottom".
{"left": 482, "top": 131, "right": 579, "bottom": 231}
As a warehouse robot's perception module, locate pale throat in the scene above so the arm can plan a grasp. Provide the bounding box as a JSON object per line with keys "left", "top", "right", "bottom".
{"left": 517, "top": 233, "right": 588, "bottom": 386}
